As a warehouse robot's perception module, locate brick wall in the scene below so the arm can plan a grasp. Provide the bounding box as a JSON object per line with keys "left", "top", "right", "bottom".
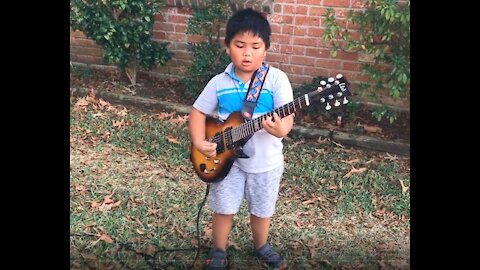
{"left": 70, "top": 0, "right": 409, "bottom": 107}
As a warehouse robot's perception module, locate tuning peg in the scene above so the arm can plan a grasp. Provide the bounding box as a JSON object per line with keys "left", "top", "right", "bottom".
{"left": 316, "top": 86, "right": 323, "bottom": 92}
{"left": 336, "top": 92, "right": 343, "bottom": 97}
{"left": 343, "top": 97, "right": 349, "bottom": 104}
{"left": 328, "top": 77, "right": 334, "bottom": 83}
{"left": 328, "top": 94, "right": 334, "bottom": 100}
{"left": 334, "top": 80, "right": 340, "bottom": 85}
{"left": 325, "top": 103, "right": 332, "bottom": 110}
{"left": 320, "top": 97, "right": 325, "bottom": 103}
{"left": 320, "top": 80, "right": 326, "bottom": 86}
{"left": 336, "top": 73, "right": 343, "bottom": 79}
{"left": 334, "top": 100, "right": 340, "bottom": 106}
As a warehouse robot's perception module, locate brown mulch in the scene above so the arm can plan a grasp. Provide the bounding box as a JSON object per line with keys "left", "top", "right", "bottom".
{"left": 70, "top": 67, "right": 410, "bottom": 144}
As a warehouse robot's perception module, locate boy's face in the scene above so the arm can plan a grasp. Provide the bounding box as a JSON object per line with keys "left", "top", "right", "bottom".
{"left": 226, "top": 31, "right": 267, "bottom": 77}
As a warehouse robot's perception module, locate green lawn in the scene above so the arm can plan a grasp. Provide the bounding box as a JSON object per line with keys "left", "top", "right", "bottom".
{"left": 70, "top": 95, "right": 410, "bottom": 269}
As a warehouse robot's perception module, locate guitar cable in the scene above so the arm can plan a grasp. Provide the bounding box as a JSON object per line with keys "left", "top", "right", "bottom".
{"left": 72, "top": 183, "right": 212, "bottom": 269}
{"left": 190, "top": 183, "right": 211, "bottom": 269}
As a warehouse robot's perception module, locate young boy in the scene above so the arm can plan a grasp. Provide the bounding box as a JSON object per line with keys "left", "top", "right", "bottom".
{"left": 188, "top": 8, "right": 293, "bottom": 270}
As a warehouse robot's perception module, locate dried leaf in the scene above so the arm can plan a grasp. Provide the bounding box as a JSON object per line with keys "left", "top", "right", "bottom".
{"left": 75, "top": 98, "right": 89, "bottom": 107}
{"left": 363, "top": 124, "right": 382, "bottom": 133}
{"left": 84, "top": 221, "right": 95, "bottom": 228}
{"left": 75, "top": 185, "right": 86, "bottom": 195}
{"left": 399, "top": 179, "right": 409, "bottom": 194}
{"left": 112, "top": 200, "right": 122, "bottom": 208}
{"left": 99, "top": 233, "right": 114, "bottom": 244}
{"left": 328, "top": 185, "right": 338, "bottom": 190}
{"left": 103, "top": 194, "right": 114, "bottom": 204}
{"left": 169, "top": 115, "right": 188, "bottom": 124}
{"left": 228, "top": 240, "right": 241, "bottom": 250}
{"left": 384, "top": 153, "right": 398, "bottom": 161}
{"left": 342, "top": 158, "right": 359, "bottom": 164}
{"left": 98, "top": 99, "right": 111, "bottom": 108}
{"left": 112, "top": 119, "right": 125, "bottom": 128}
{"left": 166, "top": 135, "right": 180, "bottom": 144}
{"left": 317, "top": 137, "right": 328, "bottom": 143}
{"left": 145, "top": 244, "right": 156, "bottom": 256}
{"left": 344, "top": 167, "right": 367, "bottom": 178}
{"left": 155, "top": 112, "right": 175, "bottom": 120}
{"left": 302, "top": 199, "right": 316, "bottom": 205}
{"left": 90, "top": 201, "right": 99, "bottom": 209}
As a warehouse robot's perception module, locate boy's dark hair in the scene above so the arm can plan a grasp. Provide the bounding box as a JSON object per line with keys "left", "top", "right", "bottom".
{"left": 225, "top": 8, "right": 271, "bottom": 49}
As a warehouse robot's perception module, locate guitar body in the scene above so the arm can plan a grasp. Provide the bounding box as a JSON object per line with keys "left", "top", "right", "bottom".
{"left": 190, "top": 111, "right": 246, "bottom": 183}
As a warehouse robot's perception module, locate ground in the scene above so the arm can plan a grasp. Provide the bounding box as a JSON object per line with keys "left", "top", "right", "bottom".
{"left": 70, "top": 67, "right": 410, "bottom": 144}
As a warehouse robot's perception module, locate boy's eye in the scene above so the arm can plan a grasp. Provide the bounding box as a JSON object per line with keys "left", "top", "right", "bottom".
{"left": 236, "top": 44, "right": 244, "bottom": 48}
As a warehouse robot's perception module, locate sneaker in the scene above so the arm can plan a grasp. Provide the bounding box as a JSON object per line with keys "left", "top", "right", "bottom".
{"left": 255, "top": 243, "right": 287, "bottom": 270}
{"left": 204, "top": 248, "right": 227, "bottom": 270}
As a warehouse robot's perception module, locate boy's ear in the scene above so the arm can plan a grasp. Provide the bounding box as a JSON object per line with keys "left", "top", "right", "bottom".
{"left": 226, "top": 47, "right": 230, "bottom": 55}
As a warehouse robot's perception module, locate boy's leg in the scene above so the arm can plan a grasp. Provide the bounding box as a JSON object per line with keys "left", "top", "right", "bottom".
{"left": 250, "top": 214, "right": 270, "bottom": 249}
{"left": 212, "top": 213, "right": 234, "bottom": 251}
{"left": 245, "top": 165, "right": 286, "bottom": 269}
{"left": 204, "top": 213, "right": 233, "bottom": 270}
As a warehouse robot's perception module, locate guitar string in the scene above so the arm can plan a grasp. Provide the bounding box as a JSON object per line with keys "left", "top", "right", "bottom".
{"left": 209, "top": 96, "right": 306, "bottom": 148}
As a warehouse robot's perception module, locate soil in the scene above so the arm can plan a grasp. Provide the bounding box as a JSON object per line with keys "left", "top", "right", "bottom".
{"left": 70, "top": 67, "right": 410, "bottom": 144}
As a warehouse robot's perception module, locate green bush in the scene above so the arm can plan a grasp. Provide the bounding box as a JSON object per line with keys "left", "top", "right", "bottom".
{"left": 181, "top": 0, "right": 232, "bottom": 99}
{"left": 70, "top": 0, "right": 172, "bottom": 86}
{"left": 322, "top": 0, "right": 410, "bottom": 123}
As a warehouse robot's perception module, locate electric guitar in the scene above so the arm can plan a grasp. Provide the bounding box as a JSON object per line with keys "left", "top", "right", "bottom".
{"left": 190, "top": 74, "right": 351, "bottom": 183}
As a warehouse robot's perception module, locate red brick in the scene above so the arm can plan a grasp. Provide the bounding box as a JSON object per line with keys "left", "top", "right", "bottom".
{"left": 296, "top": 0, "right": 321, "bottom": 4}
{"left": 295, "top": 16, "right": 320, "bottom": 27}
{"left": 292, "top": 37, "right": 317, "bottom": 47}
{"left": 309, "top": 7, "right": 325, "bottom": 16}
{"left": 168, "top": 14, "right": 187, "bottom": 24}
{"left": 303, "top": 66, "right": 330, "bottom": 78}
{"left": 305, "top": 48, "right": 331, "bottom": 58}
{"left": 324, "top": 0, "right": 350, "bottom": 7}
{"left": 266, "top": 53, "right": 289, "bottom": 63}
{"left": 342, "top": 62, "right": 362, "bottom": 72}
{"left": 291, "top": 55, "right": 315, "bottom": 66}
{"left": 280, "top": 45, "right": 305, "bottom": 55}
{"left": 295, "top": 6, "right": 308, "bottom": 15}
{"left": 315, "top": 59, "right": 342, "bottom": 69}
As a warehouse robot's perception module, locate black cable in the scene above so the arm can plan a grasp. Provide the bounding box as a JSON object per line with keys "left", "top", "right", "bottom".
{"left": 189, "top": 183, "right": 211, "bottom": 269}
{"left": 74, "top": 183, "right": 211, "bottom": 269}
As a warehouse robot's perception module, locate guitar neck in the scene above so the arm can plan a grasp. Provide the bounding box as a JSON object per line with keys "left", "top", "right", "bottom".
{"left": 231, "top": 92, "right": 318, "bottom": 143}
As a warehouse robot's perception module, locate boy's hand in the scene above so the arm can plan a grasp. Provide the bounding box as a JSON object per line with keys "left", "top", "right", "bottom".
{"left": 194, "top": 141, "right": 217, "bottom": 158}
{"left": 262, "top": 112, "right": 290, "bottom": 138}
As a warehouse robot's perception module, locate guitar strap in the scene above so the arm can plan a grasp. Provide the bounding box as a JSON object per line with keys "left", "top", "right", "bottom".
{"left": 241, "top": 62, "right": 270, "bottom": 120}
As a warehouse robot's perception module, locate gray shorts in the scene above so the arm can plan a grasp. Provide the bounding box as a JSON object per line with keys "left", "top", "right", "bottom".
{"left": 207, "top": 164, "right": 284, "bottom": 218}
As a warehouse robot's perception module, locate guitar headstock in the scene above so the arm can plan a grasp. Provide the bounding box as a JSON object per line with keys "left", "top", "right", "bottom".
{"left": 312, "top": 74, "right": 351, "bottom": 111}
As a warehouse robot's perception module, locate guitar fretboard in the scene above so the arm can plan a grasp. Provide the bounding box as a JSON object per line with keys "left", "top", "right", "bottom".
{"left": 230, "top": 91, "right": 319, "bottom": 143}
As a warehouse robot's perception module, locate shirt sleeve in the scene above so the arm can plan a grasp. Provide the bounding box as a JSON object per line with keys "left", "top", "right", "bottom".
{"left": 192, "top": 76, "right": 219, "bottom": 115}
{"left": 272, "top": 69, "right": 294, "bottom": 109}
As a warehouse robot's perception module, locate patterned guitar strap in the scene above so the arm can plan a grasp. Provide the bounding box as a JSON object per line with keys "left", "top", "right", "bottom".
{"left": 241, "top": 62, "right": 270, "bottom": 121}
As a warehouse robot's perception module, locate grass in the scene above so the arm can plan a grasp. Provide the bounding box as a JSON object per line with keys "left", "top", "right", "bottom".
{"left": 70, "top": 94, "right": 410, "bottom": 269}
